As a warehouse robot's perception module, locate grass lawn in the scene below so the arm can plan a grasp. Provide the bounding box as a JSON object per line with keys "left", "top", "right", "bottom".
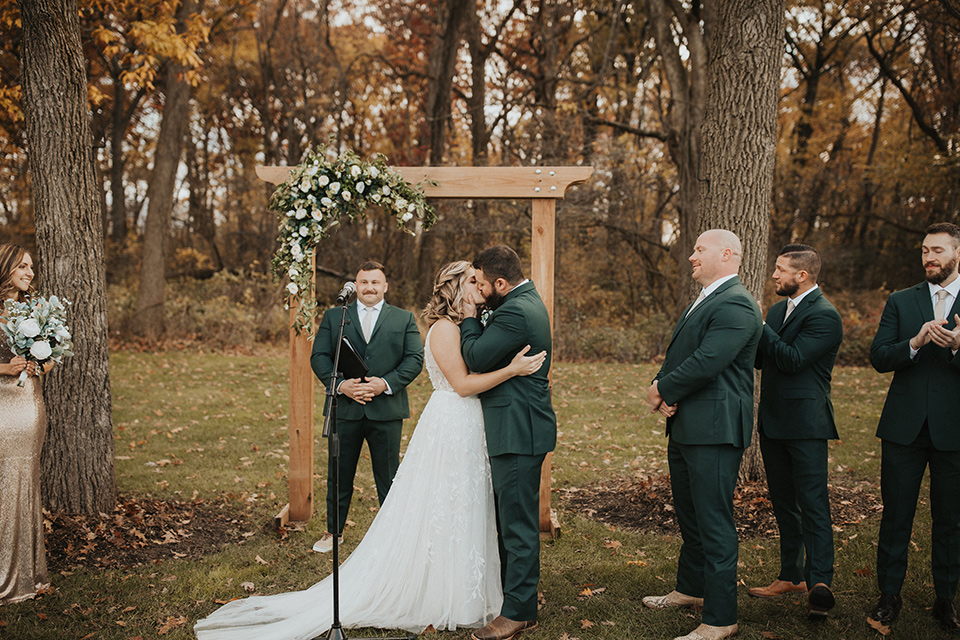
{"left": 1, "top": 349, "right": 951, "bottom": 640}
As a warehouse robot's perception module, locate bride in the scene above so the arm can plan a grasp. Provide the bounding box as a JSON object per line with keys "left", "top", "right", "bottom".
{"left": 195, "top": 261, "right": 545, "bottom": 640}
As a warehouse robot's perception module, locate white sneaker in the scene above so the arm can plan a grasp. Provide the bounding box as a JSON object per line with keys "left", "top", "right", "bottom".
{"left": 312, "top": 532, "right": 343, "bottom": 553}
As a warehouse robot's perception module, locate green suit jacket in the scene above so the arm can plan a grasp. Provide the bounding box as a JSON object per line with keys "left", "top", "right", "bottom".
{"left": 756, "top": 288, "right": 843, "bottom": 440}
{"left": 461, "top": 281, "right": 557, "bottom": 457}
{"left": 871, "top": 282, "right": 960, "bottom": 451}
{"left": 655, "top": 276, "right": 763, "bottom": 447}
{"left": 311, "top": 302, "right": 423, "bottom": 422}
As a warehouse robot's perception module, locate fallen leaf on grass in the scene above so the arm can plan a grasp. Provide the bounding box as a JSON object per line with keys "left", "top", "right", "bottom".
{"left": 578, "top": 586, "right": 606, "bottom": 597}
{"left": 157, "top": 615, "right": 188, "bottom": 635}
{"left": 854, "top": 566, "right": 874, "bottom": 577}
{"left": 760, "top": 632, "right": 781, "bottom": 639}
{"left": 421, "top": 625, "right": 437, "bottom": 634}
{"left": 241, "top": 581, "right": 255, "bottom": 592}
{"left": 255, "top": 554, "right": 269, "bottom": 565}
{"left": 580, "top": 619, "right": 594, "bottom": 629}
{"left": 627, "top": 559, "right": 648, "bottom": 567}
{"left": 603, "top": 539, "right": 622, "bottom": 550}
{"left": 867, "top": 616, "right": 891, "bottom": 636}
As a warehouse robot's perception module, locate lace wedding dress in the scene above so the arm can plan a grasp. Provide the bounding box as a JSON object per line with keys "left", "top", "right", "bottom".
{"left": 195, "top": 326, "right": 502, "bottom": 639}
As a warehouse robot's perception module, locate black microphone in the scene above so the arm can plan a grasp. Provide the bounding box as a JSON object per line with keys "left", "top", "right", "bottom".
{"left": 335, "top": 281, "right": 356, "bottom": 305}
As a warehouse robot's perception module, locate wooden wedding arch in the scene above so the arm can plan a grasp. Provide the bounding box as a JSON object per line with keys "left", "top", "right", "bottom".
{"left": 257, "top": 165, "right": 593, "bottom": 535}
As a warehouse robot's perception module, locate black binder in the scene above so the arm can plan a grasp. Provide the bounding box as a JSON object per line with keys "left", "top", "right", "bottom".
{"left": 338, "top": 336, "right": 368, "bottom": 381}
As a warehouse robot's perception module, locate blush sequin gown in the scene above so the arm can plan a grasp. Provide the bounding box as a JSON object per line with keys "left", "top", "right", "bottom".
{"left": 0, "top": 341, "right": 49, "bottom": 605}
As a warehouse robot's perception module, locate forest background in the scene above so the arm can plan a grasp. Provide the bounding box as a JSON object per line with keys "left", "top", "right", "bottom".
{"left": 1, "top": 0, "right": 959, "bottom": 365}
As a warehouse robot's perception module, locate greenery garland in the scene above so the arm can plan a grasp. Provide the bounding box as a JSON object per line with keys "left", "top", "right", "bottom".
{"left": 270, "top": 147, "right": 436, "bottom": 334}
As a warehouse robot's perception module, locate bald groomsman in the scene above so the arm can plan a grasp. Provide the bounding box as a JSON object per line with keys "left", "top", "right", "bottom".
{"left": 748, "top": 244, "right": 843, "bottom": 620}
{"left": 643, "top": 229, "right": 763, "bottom": 640}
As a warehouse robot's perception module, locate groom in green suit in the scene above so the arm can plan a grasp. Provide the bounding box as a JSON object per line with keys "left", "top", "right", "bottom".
{"left": 644, "top": 229, "right": 762, "bottom": 640}
{"left": 748, "top": 244, "right": 843, "bottom": 619}
{"left": 310, "top": 261, "right": 423, "bottom": 553}
{"left": 868, "top": 223, "right": 960, "bottom": 633}
{"left": 461, "top": 245, "right": 556, "bottom": 640}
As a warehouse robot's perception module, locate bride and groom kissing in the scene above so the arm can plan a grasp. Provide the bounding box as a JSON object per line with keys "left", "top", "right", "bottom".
{"left": 195, "top": 244, "right": 557, "bottom": 640}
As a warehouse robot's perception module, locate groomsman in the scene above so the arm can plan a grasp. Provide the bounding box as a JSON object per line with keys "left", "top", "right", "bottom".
{"left": 748, "top": 244, "right": 843, "bottom": 619}
{"left": 310, "top": 261, "right": 423, "bottom": 553}
{"left": 868, "top": 222, "right": 960, "bottom": 632}
{"left": 644, "top": 229, "right": 762, "bottom": 640}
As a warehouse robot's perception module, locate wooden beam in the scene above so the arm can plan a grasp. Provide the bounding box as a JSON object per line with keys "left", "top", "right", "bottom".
{"left": 255, "top": 165, "right": 593, "bottom": 199}
{"left": 286, "top": 255, "right": 317, "bottom": 522}
{"left": 531, "top": 198, "right": 560, "bottom": 538}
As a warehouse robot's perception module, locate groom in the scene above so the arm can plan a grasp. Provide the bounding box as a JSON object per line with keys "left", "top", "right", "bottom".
{"left": 461, "top": 244, "right": 557, "bottom": 640}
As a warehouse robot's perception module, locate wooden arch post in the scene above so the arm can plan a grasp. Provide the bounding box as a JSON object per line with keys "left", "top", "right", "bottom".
{"left": 257, "top": 165, "right": 593, "bottom": 534}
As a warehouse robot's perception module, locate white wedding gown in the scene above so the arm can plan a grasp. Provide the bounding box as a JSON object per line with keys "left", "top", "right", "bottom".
{"left": 195, "top": 326, "right": 502, "bottom": 639}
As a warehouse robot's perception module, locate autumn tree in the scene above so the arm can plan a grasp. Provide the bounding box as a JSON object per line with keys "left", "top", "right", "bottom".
{"left": 17, "top": 0, "right": 116, "bottom": 513}
{"left": 697, "top": 0, "right": 785, "bottom": 479}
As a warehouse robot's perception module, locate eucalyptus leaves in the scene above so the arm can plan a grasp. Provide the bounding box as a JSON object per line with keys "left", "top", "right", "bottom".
{"left": 270, "top": 147, "right": 435, "bottom": 334}
{"left": 3, "top": 295, "right": 74, "bottom": 386}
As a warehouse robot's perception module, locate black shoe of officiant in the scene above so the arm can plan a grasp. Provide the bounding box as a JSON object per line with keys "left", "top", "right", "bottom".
{"left": 933, "top": 598, "right": 960, "bottom": 632}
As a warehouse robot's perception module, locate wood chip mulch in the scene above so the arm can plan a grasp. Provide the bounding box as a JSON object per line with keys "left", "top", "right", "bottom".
{"left": 561, "top": 474, "right": 883, "bottom": 538}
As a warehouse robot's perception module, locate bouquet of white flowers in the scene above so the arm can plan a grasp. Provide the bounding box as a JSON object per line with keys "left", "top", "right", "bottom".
{"left": 2, "top": 294, "right": 74, "bottom": 387}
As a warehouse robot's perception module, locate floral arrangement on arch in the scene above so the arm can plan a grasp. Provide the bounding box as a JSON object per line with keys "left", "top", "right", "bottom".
{"left": 270, "top": 146, "right": 436, "bottom": 334}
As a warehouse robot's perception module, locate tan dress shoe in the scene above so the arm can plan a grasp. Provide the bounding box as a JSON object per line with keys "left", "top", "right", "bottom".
{"left": 747, "top": 579, "right": 807, "bottom": 598}
{"left": 674, "top": 623, "right": 738, "bottom": 640}
{"left": 471, "top": 615, "right": 537, "bottom": 640}
{"left": 642, "top": 590, "right": 704, "bottom": 610}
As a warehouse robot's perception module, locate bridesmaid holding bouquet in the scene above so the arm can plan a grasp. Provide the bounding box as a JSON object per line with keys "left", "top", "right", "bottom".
{"left": 0, "top": 243, "right": 50, "bottom": 605}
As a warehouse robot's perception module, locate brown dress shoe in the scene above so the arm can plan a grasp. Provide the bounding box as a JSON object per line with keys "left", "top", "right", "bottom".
{"left": 471, "top": 615, "right": 538, "bottom": 640}
{"left": 747, "top": 579, "right": 808, "bottom": 599}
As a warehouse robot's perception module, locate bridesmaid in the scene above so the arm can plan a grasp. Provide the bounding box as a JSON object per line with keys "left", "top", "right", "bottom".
{"left": 0, "top": 243, "right": 50, "bottom": 605}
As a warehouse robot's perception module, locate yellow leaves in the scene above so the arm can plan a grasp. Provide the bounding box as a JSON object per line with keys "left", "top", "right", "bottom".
{"left": 0, "top": 85, "right": 23, "bottom": 123}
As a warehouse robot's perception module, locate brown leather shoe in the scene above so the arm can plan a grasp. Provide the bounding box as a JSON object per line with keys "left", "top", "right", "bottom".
{"left": 471, "top": 615, "right": 538, "bottom": 640}
{"left": 747, "top": 579, "right": 807, "bottom": 599}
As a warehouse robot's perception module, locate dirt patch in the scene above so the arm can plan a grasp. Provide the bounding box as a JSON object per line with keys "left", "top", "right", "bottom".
{"left": 561, "top": 474, "right": 882, "bottom": 538}
{"left": 44, "top": 495, "right": 257, "bottom": 571}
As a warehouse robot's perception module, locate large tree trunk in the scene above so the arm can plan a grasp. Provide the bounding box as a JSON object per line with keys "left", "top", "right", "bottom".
{"left": 18, "top": 0, "right": 116, "bottom": 513}
{"left": 132, "top": 0, "right": 196, "bottom": 339}
{"left": 696, "top": 0, "right": 784, "bottom": 481}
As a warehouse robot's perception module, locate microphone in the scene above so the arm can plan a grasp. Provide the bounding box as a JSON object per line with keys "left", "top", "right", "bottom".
{"left": 335, "top": 281, "right": 356, "bottom": 305}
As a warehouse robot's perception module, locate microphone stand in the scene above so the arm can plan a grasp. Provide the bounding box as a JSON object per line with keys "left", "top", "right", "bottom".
{"left": 318, "top": 294, "right": 415, "bottom": 640}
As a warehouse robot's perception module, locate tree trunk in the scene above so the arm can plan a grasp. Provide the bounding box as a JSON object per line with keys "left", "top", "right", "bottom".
{"left": 18, "top": 0, "right": 116, "bottom": 514}
{"left": 424, "top": 0, "right": 468, "bottom": 166}
{"left": 132, "top": 0, "right": 196, "bottom": 339}
{"left": 696, "top": 0, "right": 784, "bottom": 481}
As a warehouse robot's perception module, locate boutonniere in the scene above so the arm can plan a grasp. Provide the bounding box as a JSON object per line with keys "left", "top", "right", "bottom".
{"left": 480, "top": 307, "right": 493, "bottom": 327}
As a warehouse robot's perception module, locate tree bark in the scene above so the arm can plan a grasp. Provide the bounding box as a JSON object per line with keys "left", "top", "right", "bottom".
{"left": 18, "top": 0, "right": 116, "bottom": 513}
{"left": 696, "top": 0, "right": 785, "bottom": 481}
{"left": 132, "top": 0, "right": 196, "bottom": 339}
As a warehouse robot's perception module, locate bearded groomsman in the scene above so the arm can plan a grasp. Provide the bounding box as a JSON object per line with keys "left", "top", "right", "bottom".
{"left": 868, "top": 222, "right": 960, "bottom": 633}
{"left": 643, "top": 229, "right": 762, "bottom": 640}
{"left": 747, "top": 244, "right": 843, "bottom": 620}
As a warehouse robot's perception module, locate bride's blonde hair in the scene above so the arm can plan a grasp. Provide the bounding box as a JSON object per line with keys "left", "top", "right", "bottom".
{"left": 421, "top": 260, "right": 472, "bottom": 327}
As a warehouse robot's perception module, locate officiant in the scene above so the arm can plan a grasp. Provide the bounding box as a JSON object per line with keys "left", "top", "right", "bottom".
{"left": 310, "top": 260, "right": 423, "bottom": 553}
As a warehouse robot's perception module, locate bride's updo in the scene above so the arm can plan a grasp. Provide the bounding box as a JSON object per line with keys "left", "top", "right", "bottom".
{"left": 421, "top": 260, "right": 472, "bottom": 326}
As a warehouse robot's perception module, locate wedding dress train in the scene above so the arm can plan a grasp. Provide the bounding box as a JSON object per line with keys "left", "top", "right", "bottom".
{"left": 195, "top": 326, "right": 502, "bottom": 639}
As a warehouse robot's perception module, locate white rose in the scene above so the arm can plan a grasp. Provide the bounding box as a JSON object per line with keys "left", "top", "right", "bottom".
{"left": 299, "top": 179, "right": 312, "bottom": 192}
{"left": 311, "top": 209, "right": 322, "bottom": 220}
{"left": 381, "top": 185, "right": 390, "bottom": 195}
{"left": 372, "top": 194, "right": 381, "bottom": 202}
{"left": 286, "top": 283, "right": 299, "bottom": 295}
{"left": 19, "top": 318, "right": 41, "bottom": 338}
{"left": 350, "top": 164, "right": 361, "bottom": 177}
{"left": 408, "top": 203, "right": 416, "bottom": 212}
{"left": 395, "top": 197, "right": 407, "bottom": 209}
{"left": 342, "top": 191, "right": 351, "bottom": 201}
{"left": 296, "top": 208, "right": 307, "bottom": 219}
{"left": 401, "top": 212, "right": 413, "bottom": 222}
{"left": 318, "top": 175, "right": 330, "bottom": 186}
{"left": 356, "top": 181, "right": 365, "bottom": 193}
{"left": 306, "top": 166, "right": 318, "bottom": 176}
{"left": 286, "top": 209, "right": 295, "bottom": 217}
{"left": 55, "top": 325, "right": 71, "bottom": 340}
{"left": 299, "top": 226, "right": 309, "bottom": 237}
{"left": 368, "top": 166, "right": 379, "bottom": 178}
{"left": 288, "top": 267, "right": 299, "bottom": 278}
{"left": 321, "top": 197, "right": 333, "bottom": 207}
{"left": 330, "top": 182, "right": 341, "bottom": 194}
{"left": 30, "top": 340, "right": 52, "bottom": 360}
